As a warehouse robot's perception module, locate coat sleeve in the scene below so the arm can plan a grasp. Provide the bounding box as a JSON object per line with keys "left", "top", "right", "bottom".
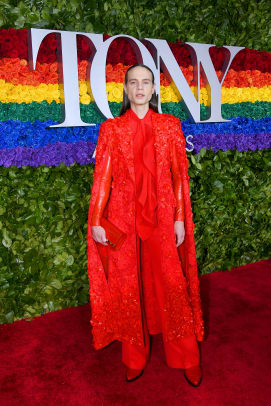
{"left": 90, "top": 149, "right": 112, "bottom": 226}
{"left": 170, "top": 116, "right": 205, "bottom": 342}
{"left": 87, "top": 121, "right": 113, "bottom": 237}
{"left": 170, "top": 141, "right": 185, "bottom": 222}
{"left": 86, "top": 120, "right": 116, "bottom": 349}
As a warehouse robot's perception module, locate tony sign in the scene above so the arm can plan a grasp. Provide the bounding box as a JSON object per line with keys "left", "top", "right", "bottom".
{"left": 28, "top": 28, "right": 244, "bottom": 128}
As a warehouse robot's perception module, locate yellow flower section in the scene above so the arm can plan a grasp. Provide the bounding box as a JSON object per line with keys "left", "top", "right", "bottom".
{"left": 1, "top": 79, "right": 271, "bottom": 105}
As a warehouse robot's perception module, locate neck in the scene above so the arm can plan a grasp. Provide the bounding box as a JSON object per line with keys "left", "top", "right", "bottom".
{"left": 130, "top": 103, "right": 150, "bottom": 119}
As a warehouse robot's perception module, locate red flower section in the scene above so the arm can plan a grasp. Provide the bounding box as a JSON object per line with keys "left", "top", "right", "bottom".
{"left": 0, "top": 28, "right": 28, "bottom": 59}
{"left": 0, "top": 29, "right": 271, "bottom": 73}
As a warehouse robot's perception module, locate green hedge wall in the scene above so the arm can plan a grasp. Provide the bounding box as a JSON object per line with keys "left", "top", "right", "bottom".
{"left": 1, "top": 148, "right": 270, "bottom": 323}
{"left": 0, "top": 0, "right": 270, "bottom": 51}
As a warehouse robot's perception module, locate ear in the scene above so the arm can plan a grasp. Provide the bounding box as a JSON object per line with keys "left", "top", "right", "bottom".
{"left": 152, "top": 83, "right": 156, "bottom": 94}
{"left": 123, "top": 83, "right": 127, "bottom": 94}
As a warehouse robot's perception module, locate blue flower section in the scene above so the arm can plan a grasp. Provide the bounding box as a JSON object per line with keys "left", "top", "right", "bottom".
{"left": 0, "top": 120, "right": 100, "bottom": 149}
{"left": 181, "top": 116, "right": 271, "bottom": 136}
{"left": 0, "top": 118, "right": 271, "bottom": 166}
{"left": 0, "top": 117, "right": 271, "bottom": 150}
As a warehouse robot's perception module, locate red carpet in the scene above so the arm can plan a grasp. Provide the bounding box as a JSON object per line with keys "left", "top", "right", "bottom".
{"left": 1, "top": 259, "right": 271, "bottom": 406}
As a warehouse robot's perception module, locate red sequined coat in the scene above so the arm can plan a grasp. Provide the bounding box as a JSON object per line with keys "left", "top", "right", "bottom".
{"left": 86, "top": 110, "right": 204, "bottom": 350}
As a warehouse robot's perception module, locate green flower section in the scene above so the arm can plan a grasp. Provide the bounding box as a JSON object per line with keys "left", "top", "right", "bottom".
{"left": 1, "top": 149, "right": 271, "bottom": 323}
{"left": 1, "top": 101, "right": 271, "bottom": 123}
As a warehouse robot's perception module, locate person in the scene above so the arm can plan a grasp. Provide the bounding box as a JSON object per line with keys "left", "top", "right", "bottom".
{"left": 86, "top": 64, "right": 204, "bottom": 385}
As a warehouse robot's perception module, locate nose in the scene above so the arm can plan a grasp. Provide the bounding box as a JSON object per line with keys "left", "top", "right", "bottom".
{"left": 137, "top": 81, "right": 143, "bottom": 90}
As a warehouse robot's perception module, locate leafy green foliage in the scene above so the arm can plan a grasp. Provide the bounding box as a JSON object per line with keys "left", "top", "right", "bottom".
{"left": 0, "top": 0, "right": 270, "bottom": 51}
{"left": 0, "top": 149, "right": 270, "bottom": 323}
{"left": 189, "top": 148, "right": 271, "bottom": 273}
{"left": 0, "top": 163, "right": 93, "bottom": 323}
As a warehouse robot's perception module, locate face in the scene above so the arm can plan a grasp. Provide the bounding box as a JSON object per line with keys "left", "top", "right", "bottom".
{"left": 124, "top": 66, "right": 155, "bottom": 108}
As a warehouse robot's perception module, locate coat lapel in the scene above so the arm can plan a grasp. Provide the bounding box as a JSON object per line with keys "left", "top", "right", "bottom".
{"left": 152, "top": 112, "right": 168, "bottom": 185}
{"left": 117, "top": 111, "right": 136, "bottom": 183}
{"left": 118, "top": 110, "right": 168, "bottom": 185}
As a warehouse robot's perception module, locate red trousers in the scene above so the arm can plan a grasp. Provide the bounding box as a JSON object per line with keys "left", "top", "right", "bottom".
{"left": 122, "top": 225, "right": 200, "bottom": 369}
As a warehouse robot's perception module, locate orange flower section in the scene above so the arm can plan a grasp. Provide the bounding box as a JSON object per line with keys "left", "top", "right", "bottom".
{"left": 1, "top": 58, "right": 271, "bottom": 89}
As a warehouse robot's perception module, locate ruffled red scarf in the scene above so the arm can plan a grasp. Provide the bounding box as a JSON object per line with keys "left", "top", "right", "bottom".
{"left": 127, "top": 108, "right": 158, "bottom": 240}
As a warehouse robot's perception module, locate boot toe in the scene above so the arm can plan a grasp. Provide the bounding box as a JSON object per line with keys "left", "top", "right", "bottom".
{"left": 126, "top": 367, "right": 144, "bottom": 382}
{"left": 184, "top": 365, "right": 202, "bottom": 387}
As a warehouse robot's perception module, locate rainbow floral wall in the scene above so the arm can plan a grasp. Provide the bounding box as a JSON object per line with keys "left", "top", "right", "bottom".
{"left": 1, "top": 29, "right": 271, "bottom": 167}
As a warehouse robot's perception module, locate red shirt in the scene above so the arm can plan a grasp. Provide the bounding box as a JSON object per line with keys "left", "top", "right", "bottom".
{"left": 127, "top": 108, "right": 158, "bottom": 240}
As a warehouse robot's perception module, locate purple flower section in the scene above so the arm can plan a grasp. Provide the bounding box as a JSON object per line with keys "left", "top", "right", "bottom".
{"left": 0, "top": 141, "right": 96, "bottom": 168}
{"left": 0, "top": 133, "right": 270, "bottom": 168}
{"left": 191, "top": 132, "right": 271, "bottom": 153}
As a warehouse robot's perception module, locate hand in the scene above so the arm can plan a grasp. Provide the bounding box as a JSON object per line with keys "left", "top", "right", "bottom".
{"left": 91, "top": 226, "right": 108, "bottom": 246}
{"left": 174, "top": 221, "right": 185, "bottom": 247}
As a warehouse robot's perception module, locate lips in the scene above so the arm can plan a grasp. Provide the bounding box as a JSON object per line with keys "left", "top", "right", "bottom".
{"left": 136, "top": 93, "right": 144, "bottom": 97}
